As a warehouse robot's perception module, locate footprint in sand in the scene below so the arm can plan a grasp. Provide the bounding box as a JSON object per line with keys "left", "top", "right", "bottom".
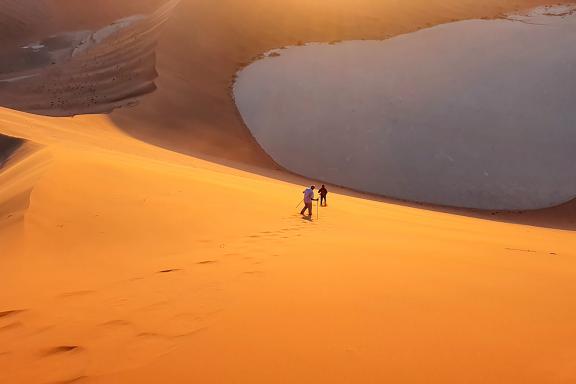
{"left": 23, "top": 344, "right": 89, "bottom": 384}
{"left": 53, "top": 376, "right": 90, "bottom": 384}
{"left": 59, "top": 291, "right": 95, "bottom": 299}
{"left": 196, "top": 260, "right": 218, "bottom": 265}
{"left": 243, "top": 270, "right": 265, "bottom": 275}
{"left": 0, "top": 310, "right": 26, "bottom": 319}
{"left": 160, "top": 312, "right": 217, "bottom": 338}
{"left": 89, "top": 329, "right": 176, "bottom": 376}
{"left": 0, "top": 321, "right": 23, "bottom": 333}
{"left": 99, "top": 319, "right": 135, "bottom": 329}
{"left": 82, "top": 319, "right": 176, "bottom": 375}
{"left": 0, "top": 310, "right": 27, "bottom": 338}
{"left": 505, "top": 248, "right": 537, "bottom": 253}
{"left": 157, "top": 269, "right": 183, "bottom": 274}
{"left": 136, "top": 301, "right": 170, "bottom": 313}
{"left": 41, "top": 345, "right": 82, "bottom": 357}
{"left": 0, "top": 351, "right": 11, "bottom": 368}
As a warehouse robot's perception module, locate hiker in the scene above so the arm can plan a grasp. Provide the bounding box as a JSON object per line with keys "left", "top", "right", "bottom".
{"left": 319, "top": 184, "right": 328, "bottom": 207}
{"left": 300, "top": 185, "right": 318, "bottom": 217}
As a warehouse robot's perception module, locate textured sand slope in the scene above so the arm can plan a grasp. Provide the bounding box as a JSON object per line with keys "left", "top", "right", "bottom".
{"left": 0, "top": 1, "right": 178, "bottom": 116}
{"left": 0, "top": 0, "right": 52, "bottom": 45}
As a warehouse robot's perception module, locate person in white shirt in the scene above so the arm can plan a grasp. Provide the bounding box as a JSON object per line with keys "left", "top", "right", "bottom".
{"left": 300, "top": 185, "right": 318, "bottom": 217}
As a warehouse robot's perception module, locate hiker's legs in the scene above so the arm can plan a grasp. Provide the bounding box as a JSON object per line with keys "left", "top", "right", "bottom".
{"left": 301, "top": 202, "right": 312, "bottom": 216}
{"left": 321, "top": 196, "right": 326, "bottom": 206}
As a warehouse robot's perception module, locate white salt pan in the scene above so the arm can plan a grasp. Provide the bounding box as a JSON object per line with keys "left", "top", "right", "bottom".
{"left": 234, "top": 7, "right": 576, "bottom": 210}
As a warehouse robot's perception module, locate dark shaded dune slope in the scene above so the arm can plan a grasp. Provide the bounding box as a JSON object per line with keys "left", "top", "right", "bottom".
{"left": 0, "top": 0, "right": 52, "bottom": 45}
{"left": 0, "top": 0, "right": 178, "bottom": 116}
{"left": 0, "top": 134, "right": 23, "bottom": 168}
{"left": 47, "top": 0, "right": 166, "bottom": 31}
{"left": 0, "top": 136, "right": 48, "bottom": 224}
{"left": 0, "top": 0, "right": 165, "bottom": 43}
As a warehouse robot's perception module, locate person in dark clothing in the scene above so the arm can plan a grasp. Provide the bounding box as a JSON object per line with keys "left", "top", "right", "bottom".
{"left": 318, "top": 185, "right": 328, "bottom": 207}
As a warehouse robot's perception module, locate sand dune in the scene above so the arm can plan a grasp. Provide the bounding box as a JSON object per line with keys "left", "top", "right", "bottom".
{"left": 1, "top": 0, "right": 576, "bottom": 383}
{"left": 0, "top": 1, "right": 179, "bottom": 116}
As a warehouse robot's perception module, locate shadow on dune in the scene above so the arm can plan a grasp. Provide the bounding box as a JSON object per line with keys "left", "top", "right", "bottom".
{"left": 0, "top": 135, "right": 23, "bottom": 168}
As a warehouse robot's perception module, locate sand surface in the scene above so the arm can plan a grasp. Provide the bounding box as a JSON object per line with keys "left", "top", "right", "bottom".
{"left": 1, "top": 110, "right": 576, "bottom": 383}
{"left": 1, "top": 0, "right": 576, "bottom": 383}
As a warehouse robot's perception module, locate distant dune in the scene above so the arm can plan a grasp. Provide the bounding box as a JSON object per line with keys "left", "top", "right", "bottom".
{"left": 0, "top": 0, "right": 51, "bottom": 45}
{"left": 0, "top": 0, "right": 178, "bottom": 116}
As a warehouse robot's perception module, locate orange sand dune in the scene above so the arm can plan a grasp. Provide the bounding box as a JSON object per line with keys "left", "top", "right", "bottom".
{"left": 1, "top": 109, "right": 576, "bottom": 383}
{"left": 1, "top": 0, "right": 576, "bottom": 383}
